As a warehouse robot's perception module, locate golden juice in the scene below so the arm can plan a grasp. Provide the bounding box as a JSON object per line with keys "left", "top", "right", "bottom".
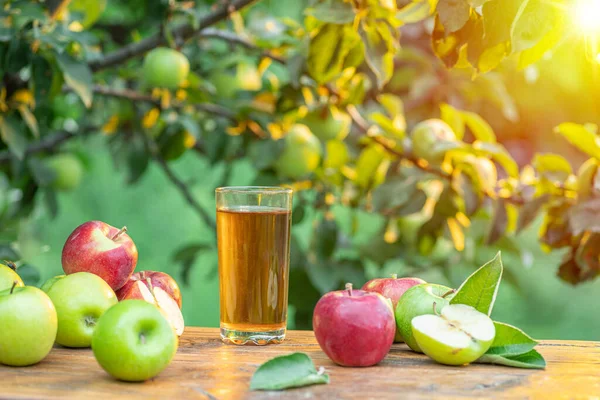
{"left": 217, "top": 206, "right": 291, "bottom": 335}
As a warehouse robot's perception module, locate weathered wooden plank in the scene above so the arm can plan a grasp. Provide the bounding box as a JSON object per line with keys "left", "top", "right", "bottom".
{"left": 2, "top": 328, "right": 599, "bottom": 399}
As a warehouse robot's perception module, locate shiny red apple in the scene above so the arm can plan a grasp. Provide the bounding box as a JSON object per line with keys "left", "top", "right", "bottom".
{"left": 116, "top": 270, "right": 184, "bottom": 336}
{"left": 313, "top": 283, "right": 395, "bottom": 367}
{"left": 62, "top": 221, "right": 138, "bottom": 291}
{"left": 362, "top": 274, "right": 425, "bottom": 342}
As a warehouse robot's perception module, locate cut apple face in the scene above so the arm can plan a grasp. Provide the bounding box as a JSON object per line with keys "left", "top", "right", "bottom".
{"left": 131, "top": 281, "right": 185, "bottom": 336}
{"left": 411, "top": 304, "right": 495, "bottom": 366}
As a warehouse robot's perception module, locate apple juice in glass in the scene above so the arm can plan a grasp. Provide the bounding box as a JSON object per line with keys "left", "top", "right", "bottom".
{"left": 215, "top": 186, "right": 292, "bottom": 345}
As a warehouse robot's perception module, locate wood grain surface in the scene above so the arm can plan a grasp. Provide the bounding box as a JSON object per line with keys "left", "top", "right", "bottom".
{"left": 1, "top": 327, "right": 599, "bottom": 399}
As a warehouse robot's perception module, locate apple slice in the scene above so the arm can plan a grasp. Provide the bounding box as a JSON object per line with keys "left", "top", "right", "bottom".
{"left": 411, "top": 304, "right": 495, "bottom": 366}
{"left": 153, "top": 287, "right": 185, "bottom": 336}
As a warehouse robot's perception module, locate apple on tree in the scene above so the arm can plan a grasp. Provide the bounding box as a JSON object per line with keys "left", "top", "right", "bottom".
{"left": 143, "top": 47, "right": 190, "bottom": 90}
{"left": 410, "top": 119, "right": 457, "bottom": 164}
{"left": 116, "top": 271, "right": 184, "bottom": 336}
{"left": 313, "top": 283, "right": 395, "bottom": 367}
{"left": 299, "top": 105, "right": 351, "bottom": 142}
{"left": 275, "top": 124, "right": 323, "bottom": 179}
{"left": 62, "top": 221, "right": 138, "bottom": 291}
{"left": 0, "top": 261, "right": 24, "bottom": 292}
{"left": 362, "top": 275, "right": 426, "bottom": 342}
{"left": 0, "top": 283, "right": 57, "bottom": 366}
{"left": 92, "top": 300, "right": 178, "bottom": 382}
{"left": 395, "top": 283, "right": 455, "bottom": 352}
{"left": 412, "top": 304, "right": 496, "bottom": 366}
{"left": 45, "top": 272, "right": 118, "bottom": 348}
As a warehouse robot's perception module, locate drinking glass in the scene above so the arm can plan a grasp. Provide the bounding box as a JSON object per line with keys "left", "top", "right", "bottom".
{"left": 216, "top": 186, "right": 293, "bottom": 345}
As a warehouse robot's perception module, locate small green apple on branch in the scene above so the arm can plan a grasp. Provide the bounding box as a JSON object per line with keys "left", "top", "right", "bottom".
{"left": 251, "top": 253, "right": 545, "bottom": 391}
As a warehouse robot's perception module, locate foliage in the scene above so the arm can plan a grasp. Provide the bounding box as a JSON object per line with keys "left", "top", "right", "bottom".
{"left": 0, "top": 0, "right": 599, "bottom": 328}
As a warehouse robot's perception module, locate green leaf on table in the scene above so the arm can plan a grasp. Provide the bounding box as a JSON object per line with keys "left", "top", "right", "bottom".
{"left": 56, "top": 53, "right": 93, "bottom": 108}
{"left": 306, "top": 0, "right": 355, "bottom": 24}
{"left": 250, "top": 353, "right": 330, "bottom": 391}
{"left": 0, "top": 115, "right": 28, "bottom": 159}
{"left": 450, "top": 252, "right": 503, "bottom": 315}
{"left": 486, "top": 322, "right": 538, "bottom": 356}
{"left": 477, "top": 349, "right": 546, "bottom": 369}
{"left": 554, "top": 123, "right": 600, "bottom": 160}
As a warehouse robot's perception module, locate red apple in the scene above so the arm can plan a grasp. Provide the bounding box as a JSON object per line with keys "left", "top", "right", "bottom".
{"left": 62, "top": 221, "right": 138, "bottom": 291}
{"left": 362, "top": 275, "right": 425, "bottom": 343}
{"left": 313, "top": 283, "right": 395, "bottom": 367}
{"left": 116, "top": 270, "right": 184, "bottom": 336}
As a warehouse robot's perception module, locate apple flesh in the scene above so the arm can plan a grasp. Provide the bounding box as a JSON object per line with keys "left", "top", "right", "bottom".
{"left": 46, "top": 272, "right": 118, "bottom": 348}
{"left": 362, "top": 275, "right": 426, "bottom": 342}
{"left": 62, "top": 221, "right": 138, "bottom": 291}
{"left": 412, "top": 304, "right": 496, "bottom": 366}
{"left": 313, "top": 283, "right": 395, "bottom": 367}
{"left": 0, "top": 284, "right": 58, "bottom": 366}
{"left": 92, "top": 300, "right": 178, "bottom": 382}
{"left": 116, "top": 271, "right": 184, "bottom": 336}
{"left": 395, "top": 283, "right": 454, "bottom": 352}
{"left": 0, "top": 262, "right": 24, "bottom": 292}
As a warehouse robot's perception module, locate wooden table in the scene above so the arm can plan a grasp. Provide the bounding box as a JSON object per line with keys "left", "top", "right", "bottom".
{"left": 2, "top": 328, "right": 599, "bottom": 399}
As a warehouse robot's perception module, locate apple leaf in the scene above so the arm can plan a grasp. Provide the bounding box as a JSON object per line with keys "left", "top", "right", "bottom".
{"left": 477, "top": 349, "right": 546, "bottom": 369}
{"left": 250, "top": 353, "right": 330, "bottom": 391}
{"left": 485, "top": 322, "right": 538, "bottom": 356}
{"left": 450, "top": 252, "right": 503, "bottom": 316}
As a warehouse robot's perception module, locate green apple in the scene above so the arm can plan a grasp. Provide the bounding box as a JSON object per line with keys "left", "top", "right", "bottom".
{"left": 46, "top": 272, "right": 117, "bottom": 348}
{"left": 92, "top": 300, "right": 178, "bottom": 382}
{"left": 275, "top": 124, "right": 323, "bottom": 179}
{"left": 412, "top": 304, "right": 496, "bottom": 366}
{"left": 46, "top": 153, "right": 84, "bottom": 191}
{"left": 143, "top": 48, "right": 190, "bottom": 90}
{"left": 40, "top": 275, "right": 65, "bottom": 293}
{"left": 395, "top": 283, "right": 454, "bottom": 352}
{"left": 299, "top": 106, "right": 351, "bottom": 141}
{"left": 0, "top": 262, "right": 24, "bottom": 292}
{"left": 411, "top": 119, "right": 457, "bottom": 164}
{"left": 0, "top": 284, "right": 58, "bottom": 366}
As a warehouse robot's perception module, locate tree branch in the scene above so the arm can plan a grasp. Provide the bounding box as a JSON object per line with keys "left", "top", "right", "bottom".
{"left": 198, "top": 28, "right": 286, "bottom": 64}
{"left": 90, "top": 85, "right": 237, "bottom": 121}
{"left": 142, "top": 134, "right": 216, "bottom": 229}
{"left": 0, "top": 131, "right": 75, "bottom": 164}
{"left": 89, "top": 0, "right": 259, "bottom": 72}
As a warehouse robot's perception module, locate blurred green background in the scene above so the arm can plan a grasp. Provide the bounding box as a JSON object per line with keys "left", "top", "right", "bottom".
{"left": 26, "top": 135, "right": 600, "bottom": 340}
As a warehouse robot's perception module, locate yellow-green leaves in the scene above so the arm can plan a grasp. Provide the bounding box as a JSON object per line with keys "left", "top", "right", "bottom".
{"left": 554, "top": 123, "right": 600, "bottom": 160}
{"left": 308, "top": 24, "right": 360, "bottom": 84}
{"left": 397, "top": 0, "right": 437, "bottom": 24}
{"left": 358, "top": 20, "right": 397, "bottom": 88}
{"left": 0, "top": 116, "right": 27, "bottom": 159}
{"left": 439, "top": 104, "right": 496, "bottom": 143}
{"left": 436, "top": 0, "right": 471, "bottom": 33}
{"left": 450, "top": 252, "right": 503, "bottom": 316}
{"left": 55, "top": 53, "right": 93, "bottom": 108}
{"left": 477, "top": 322, "right": 545, "bottom": 369}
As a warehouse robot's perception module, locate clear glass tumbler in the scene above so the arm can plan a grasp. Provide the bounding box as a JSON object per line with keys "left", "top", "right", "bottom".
{"left": 216, "top": 186, "right": 293, "bottom": 345}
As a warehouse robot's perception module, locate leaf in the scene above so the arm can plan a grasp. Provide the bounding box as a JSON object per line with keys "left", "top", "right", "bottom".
{"left": 486, "top": 199, "right": 507, "bottom": 245}
{"left": 447, "top": 217, "right": 465, "bottom": 251}
{"left": 308, "top": 24, "right": 358, "bottom": 84}
{"left": 0, "top": 115, "right": 28, "bottom": 159}
{"left": 359, "top": 20, "right": 396, "bottom": 89}
{"left": 250, "top": 353, "right": 329, "bottom": 391}
{"left": 437, "top": 0, "right": 471, "bottom": 33}
{"left": 355, "top": 143, "right": 389, "bottom": 189}
{"left": 532, "top": 153, "right": 572, "bottom": 182}
{"left": 486, "top": 322, "right": 538, "bottom": 356}
{"left": 569, "top": 198, "right": 600, "bottom": 236}
{"left": 554, "top": 123, "right": 600, "bottom": 160}
{"left": 440, "top": 103, "right": 465, "bottom": 140}
{"left": 510, "top": 0, "right": 559, "bottom": 53}
{"left": 477, "top": 349, "right": 546, "bottom": 369}
{"left": 248, "top": 139, "right": 285, "bottom": 170}
{"left": 372, "top": 176, "right": 418, "bottom": 214}
{"left": 397, "top": 0, "right": 436, "bottom": 24}
{"left": 450, "top": 252, "right": 503, "bottom": 316}
{"left": 517, "top": 194, "right": 549, "bottom": 233}
{"left": 306, "top": 0, "right": 355, "bottom": 24}
{"left": 473, "top": 141, "right": 519, "bottom": 178}
{"left": 314, "top": 218, "right": 339, "bottom": 260}
{"left": 517, "top": 16, "right": 563, "bottom": 69}
{"left": 56, "top": 53, "right": 93, "bottom": 108}
{"left": 462, "top": 111, "right": 495, "bottom": 143}
{"left": 17, "top": 106, "right": 39, "bottom": 138}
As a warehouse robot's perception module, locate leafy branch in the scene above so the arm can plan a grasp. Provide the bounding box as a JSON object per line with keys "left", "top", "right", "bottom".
{"left": 198, "top": 28, "right": 286, "bottom": 64}
{"left": 89, "top": 0, "right": 260, "bottom": 72}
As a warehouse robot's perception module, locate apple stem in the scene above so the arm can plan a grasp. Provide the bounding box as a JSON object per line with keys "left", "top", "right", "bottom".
{"left": 391, "top": 273, "right": 397, "bottom": 279}
{"left": 111, "top": 226, "right": 128, "bottom": 241}
{"left": 432, "top": 301, "right": 441, "bottom": 316}
{"left": 441, "top": 289, "right": 456, "bottom": 299}
{"left": 9, "top": 281, "right": 17, "bottom": 294}
{"left": 345, "top": 283, "right": 353, "bottom": 296}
